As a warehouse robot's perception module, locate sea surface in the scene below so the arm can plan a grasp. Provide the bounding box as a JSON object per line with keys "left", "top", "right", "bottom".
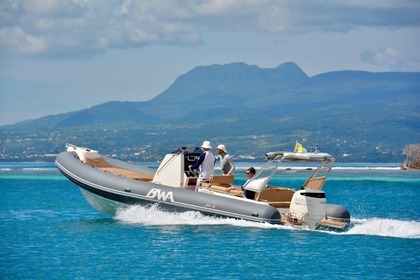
{"left": 1, "top": 162, "right": 419, "bottom": 279}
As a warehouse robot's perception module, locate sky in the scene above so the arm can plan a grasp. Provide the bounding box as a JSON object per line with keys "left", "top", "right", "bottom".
{"left": 1, "top": 0, "right": 420, "bottom": 126}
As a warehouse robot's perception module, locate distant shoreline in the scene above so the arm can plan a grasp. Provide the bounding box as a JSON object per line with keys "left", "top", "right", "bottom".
{"left": 0, "top": 161, "right": 408, "bottom": 171}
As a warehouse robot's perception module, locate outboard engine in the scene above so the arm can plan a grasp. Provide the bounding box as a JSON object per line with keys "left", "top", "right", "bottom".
{"left": 288, "top": 189, "right": 326, "bottom": 229}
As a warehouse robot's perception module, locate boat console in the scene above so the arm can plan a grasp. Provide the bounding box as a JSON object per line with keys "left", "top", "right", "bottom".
{"left": 153, "top": 146, "right": 201, "bottom": 189}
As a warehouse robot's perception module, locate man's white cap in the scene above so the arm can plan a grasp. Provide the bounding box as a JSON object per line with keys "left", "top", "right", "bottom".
{"left": 217, "top": 144, "right": 227, "bottom": 153}
{"left": 201, "top": 141, "right": 212, "bottom": 149}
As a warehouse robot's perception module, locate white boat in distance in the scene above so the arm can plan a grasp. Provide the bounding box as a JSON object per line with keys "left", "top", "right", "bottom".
{"left": 55, "top": 144, "right": 351, "bottom": 231}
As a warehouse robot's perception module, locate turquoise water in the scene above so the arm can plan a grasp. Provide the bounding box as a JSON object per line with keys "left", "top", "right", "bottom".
{"left": 1, "top": 163, "right": 419, "bottom": 279}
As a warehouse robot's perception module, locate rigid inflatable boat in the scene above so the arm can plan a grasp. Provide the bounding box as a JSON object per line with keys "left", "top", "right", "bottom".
{"left": 55, "top": 144, "right": 351, "bottom": 230}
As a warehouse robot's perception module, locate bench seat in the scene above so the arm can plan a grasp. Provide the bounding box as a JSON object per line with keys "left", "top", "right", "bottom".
{"left": 201, "top": 175, "right": 234, "bottom": 189}
{"left": 267, "top": 201, "right": 291, "bottom": 208}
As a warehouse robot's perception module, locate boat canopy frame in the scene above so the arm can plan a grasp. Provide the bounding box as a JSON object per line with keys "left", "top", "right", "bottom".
{"left": 243, "top": 151, "right": 336, "bottom": 193}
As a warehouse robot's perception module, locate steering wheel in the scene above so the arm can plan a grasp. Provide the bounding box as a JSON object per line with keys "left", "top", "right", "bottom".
{"left": 189, "top": 166, "right": 199, "bottom": 177}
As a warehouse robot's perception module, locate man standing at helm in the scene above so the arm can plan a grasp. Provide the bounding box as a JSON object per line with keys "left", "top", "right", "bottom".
{"left": 216, "top": 144, "right": 235, "bottom": 176}
{"left": 189, "top": 141, "right": 216, "bottom": 191}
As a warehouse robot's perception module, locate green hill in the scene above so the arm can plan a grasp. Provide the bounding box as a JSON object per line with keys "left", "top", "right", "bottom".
{"left": 1, "top": 62, "right": 419, "bottom": 162}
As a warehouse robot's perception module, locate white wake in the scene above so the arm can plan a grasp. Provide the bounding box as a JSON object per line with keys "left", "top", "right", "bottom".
{"left": 115, "top": 205, "right": 420, "bottom": 239}
{"left": 114, "top": 205, "right": 291, "bottom": 229}
{"left": 342, "top": 217, "right": 420, "bottom": 239}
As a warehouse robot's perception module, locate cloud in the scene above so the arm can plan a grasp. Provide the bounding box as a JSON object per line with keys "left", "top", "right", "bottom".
{"left": 361, "top": 47, "right": 420, "bottom": 71}
{"left": 1, "top": 0, "right": 420, "bottom": 58}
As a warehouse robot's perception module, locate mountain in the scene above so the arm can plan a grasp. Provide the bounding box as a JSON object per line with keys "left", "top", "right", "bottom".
{"left": 8, "top": 62, "right": 419, "bottom": 127}
{"left": 150, "top": 62, "right": 309, "bottom": 104}
{"left": 1, "top": 62, "right": 419, "bottom": 162}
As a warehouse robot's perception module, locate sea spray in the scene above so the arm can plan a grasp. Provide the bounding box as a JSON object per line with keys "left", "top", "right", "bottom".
{"left": 114, "top": 204, "right": 291, "bottom": 229}
{"left": 114, "top": 205, "right": 420, "bottom": 239}
{"left": 345, "top": 218, "right": 420, "bottom": 239}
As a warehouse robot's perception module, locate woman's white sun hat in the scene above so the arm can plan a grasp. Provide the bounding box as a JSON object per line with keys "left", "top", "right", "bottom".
{"left": 217, "top": 144, "right": 227, "bottom": 153}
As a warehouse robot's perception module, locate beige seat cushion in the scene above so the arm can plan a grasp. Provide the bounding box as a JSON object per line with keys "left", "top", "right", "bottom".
{"left": 83, "top": 157, "right": 110, "bottom": 168}
{"left": 201, "top": 175, "right": 237, "bottom": 194}
{"left": 99, "top": 167, "right": 154, "bottom": 181}
{"left": 209, "top": 175, "right": 234, "bottom": 185}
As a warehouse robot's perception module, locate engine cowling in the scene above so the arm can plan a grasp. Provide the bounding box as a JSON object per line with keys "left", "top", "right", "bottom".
{"left": 288, "top": 189, "right": 326, "bottom": 228}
